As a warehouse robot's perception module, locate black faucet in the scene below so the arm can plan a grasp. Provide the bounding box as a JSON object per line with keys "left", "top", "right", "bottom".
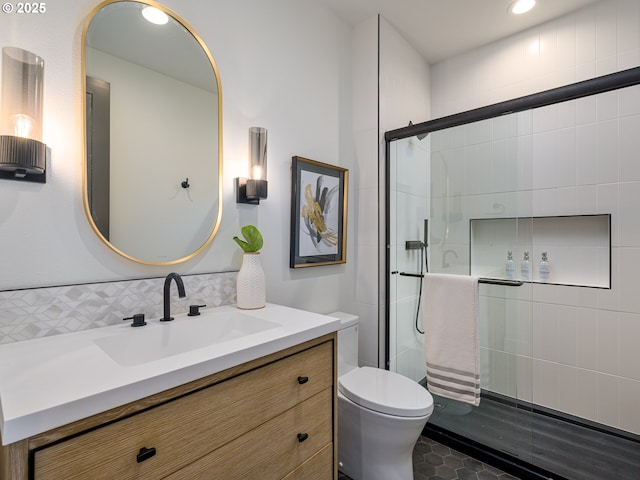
{"left": 160, "top": 272, "right": 186, "bottom": 321}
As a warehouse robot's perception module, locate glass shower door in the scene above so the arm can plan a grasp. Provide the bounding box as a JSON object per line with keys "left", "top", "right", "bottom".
{"left": 388, "top": 110, "right": 536, "bottom": 465}
{"left": 388, "top": 134, "right": 430, "bottom": 383}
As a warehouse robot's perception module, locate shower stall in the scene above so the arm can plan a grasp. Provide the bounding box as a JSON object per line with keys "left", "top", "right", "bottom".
{"left": 385, "top": 67, "right": 640, "bottom": 479}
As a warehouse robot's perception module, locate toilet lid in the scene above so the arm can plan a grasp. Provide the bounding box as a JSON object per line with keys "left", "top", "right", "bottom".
{"left": 339, "top": 366, "right": 433, "bottom": 417}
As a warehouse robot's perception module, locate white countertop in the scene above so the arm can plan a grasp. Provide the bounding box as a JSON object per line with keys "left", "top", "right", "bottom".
{"left": 0, "top": 303, "right": 340, "bottom": 445}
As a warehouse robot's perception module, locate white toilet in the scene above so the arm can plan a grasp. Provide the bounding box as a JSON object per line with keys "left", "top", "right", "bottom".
{"left": 331, "top": 312, "right": 434, "bottom": 480}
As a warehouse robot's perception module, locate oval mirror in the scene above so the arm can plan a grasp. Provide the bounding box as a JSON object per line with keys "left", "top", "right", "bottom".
{"left": 82, "top": 0, "right": 222, "bottom": 265}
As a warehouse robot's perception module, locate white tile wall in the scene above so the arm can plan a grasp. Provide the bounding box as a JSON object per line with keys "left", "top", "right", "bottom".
{"left": 429, "top": 0, "right": 640, "bottom": 435}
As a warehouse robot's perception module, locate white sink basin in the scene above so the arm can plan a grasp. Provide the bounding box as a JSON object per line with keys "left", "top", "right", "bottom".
{"left": 95, "top": 311, "right": 280, "bottom": 366}
{"left": 0, "top": 303, "right": 340, "bottom": 445}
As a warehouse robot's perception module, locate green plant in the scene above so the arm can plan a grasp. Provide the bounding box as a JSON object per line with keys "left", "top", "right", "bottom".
{"left": 233, "top": 224, "right": 264, "bottom": 253}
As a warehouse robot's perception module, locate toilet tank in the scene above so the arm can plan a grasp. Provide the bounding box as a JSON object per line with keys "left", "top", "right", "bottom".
{"left": 329, "top": 311, "right": 359, "bottom": 376}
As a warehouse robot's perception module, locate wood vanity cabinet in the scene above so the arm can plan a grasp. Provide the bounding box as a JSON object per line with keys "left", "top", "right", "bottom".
{"left": 0, "top": 333, "right": 337, "bottom": 480}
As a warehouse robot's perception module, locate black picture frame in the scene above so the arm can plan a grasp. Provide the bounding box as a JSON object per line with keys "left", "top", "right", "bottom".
{"left": 290, "top": 156, "right": 348, "bottom": 268}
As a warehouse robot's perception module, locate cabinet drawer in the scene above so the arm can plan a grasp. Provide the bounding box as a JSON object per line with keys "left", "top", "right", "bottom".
{"left": 165, "top": 388, "right": 333, "bottom": 480}
{"left": 32, "top": 341, "right": 333, "bottom": 480}
{"left": 282, "top": 443, "right": 334, "bottom": 480}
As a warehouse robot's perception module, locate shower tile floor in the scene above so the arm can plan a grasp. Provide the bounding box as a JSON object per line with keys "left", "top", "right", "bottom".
{"left": 337, "top": 435, "right": 520, "bottom": 480}
{"left": 429, "top": 393, "right": 640, "bottom": 479}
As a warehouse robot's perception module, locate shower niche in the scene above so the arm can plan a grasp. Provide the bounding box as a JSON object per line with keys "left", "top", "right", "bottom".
{"left": 469, "top": 214, "right": 611, "bottom": 288}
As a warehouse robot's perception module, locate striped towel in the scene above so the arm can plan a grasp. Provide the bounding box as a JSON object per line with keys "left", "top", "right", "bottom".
{"left": 423, "top": 273, "right": 480, "bottom": 406}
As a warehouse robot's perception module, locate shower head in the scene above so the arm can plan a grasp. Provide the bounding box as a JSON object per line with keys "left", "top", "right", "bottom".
{"left": 408, "top": 121, "right": 428, "bottom": 141}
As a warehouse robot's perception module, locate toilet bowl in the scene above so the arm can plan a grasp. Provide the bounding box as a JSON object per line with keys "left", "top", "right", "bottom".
{"left": 330, "top": 312, "right": 433, "bottom": 480}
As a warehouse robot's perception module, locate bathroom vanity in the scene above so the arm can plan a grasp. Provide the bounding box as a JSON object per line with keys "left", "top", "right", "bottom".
{"left": 0, "top": 304, "right": 339, "bottom": 479}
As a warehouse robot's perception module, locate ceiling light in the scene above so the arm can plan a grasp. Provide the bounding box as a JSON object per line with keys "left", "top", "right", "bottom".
{"left": 509, "top": 0, "right": 536, "bottom": 15}
{"left": 141, "top": 6, "right": 169, "bottom": 25}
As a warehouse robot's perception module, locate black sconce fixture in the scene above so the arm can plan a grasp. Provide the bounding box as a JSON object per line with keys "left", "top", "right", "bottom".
{"left": 0, "top": 47, "right": 46, "bottom": 183}
{"left": 236, "top": 127, "right": 267, "bottom": 204}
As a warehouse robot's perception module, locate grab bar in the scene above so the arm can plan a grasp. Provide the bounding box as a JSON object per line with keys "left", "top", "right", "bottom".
{"left": 394, "top": 271, "right": 523, "bottom": 287}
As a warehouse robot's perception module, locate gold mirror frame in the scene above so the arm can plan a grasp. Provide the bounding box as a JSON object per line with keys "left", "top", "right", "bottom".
{"left": 81, "top": 0, "right": 223, "bottom": 266}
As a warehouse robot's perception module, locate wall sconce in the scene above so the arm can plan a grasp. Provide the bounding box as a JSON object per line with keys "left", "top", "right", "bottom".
{"left": 236, "top": 127, "right": 267, "bottom": 204}
{"left": 0, "top": 47, "right": 46, "bottom": 183}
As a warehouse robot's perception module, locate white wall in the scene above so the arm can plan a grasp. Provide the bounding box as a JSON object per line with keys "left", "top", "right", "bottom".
{"left": 430, "top": 0, "right": 640, "bottom": 435}
{"left": 351, "top": 16, "right": 380, "bottom": 368}
{"left": 0, "top": 1, "right": 356, "bottom": 315}
{"left": 379, "top": 18, "right": 431, "bottom": 134}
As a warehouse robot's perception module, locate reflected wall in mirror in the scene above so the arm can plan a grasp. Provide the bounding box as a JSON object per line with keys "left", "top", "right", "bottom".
{"left": 83, "top": 0, "right": 222, "bottom": 265}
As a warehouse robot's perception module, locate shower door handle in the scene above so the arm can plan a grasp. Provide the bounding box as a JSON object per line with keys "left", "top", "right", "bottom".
{"left": 398, "top": 274, "right": 523, "bottom": 285}
{"left": 398, "top": 272, "right": 424, "bottom": 278}
{"left": 479, "top": 278, "right": 523, "bottom": 286}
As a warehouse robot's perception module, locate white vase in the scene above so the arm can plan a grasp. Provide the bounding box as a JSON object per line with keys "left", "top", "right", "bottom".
{"left": 236, "top": 252, "right": 266, "bottom": 309}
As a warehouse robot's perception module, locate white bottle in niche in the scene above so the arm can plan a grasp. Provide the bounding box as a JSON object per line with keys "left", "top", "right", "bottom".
{"left": 538, "top": 251, "right": 550, "bottom": 282}
{"left": 505, "top": 251, "right": 515, "bottom": 279}
{"left": 521, "top": 251, "right": 531, "bottom": 281}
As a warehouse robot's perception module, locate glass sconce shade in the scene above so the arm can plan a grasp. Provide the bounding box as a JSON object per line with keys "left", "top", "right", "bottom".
{"left": 247, "top": 126, "right": 267, "bottom": 199}
{"left": 249, "top": 127, "right": 267, "bottom": 181}
{"left": 0, "top": 47, "right": 46, "bottom": 179}
{"left": 1, "top": 47, "right": 44, "bottom": 141}
{"left": 236, "top": 127, "right": 267, "bottom": 204}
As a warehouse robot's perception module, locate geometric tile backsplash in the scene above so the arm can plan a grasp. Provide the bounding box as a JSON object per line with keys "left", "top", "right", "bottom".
{"left": 0, "top": 272, "right": 237, "bottom": 344}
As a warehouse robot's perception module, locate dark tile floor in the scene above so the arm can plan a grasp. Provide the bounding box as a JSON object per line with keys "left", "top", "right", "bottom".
{"left": 430, "top": 393, "right": 640, "bottom": 479}
{"left": 338, "top": 435, "right": 520, "bottom": 480}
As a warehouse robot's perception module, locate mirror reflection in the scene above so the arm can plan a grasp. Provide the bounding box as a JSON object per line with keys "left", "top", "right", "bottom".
{"left": 83, "top": 0, "right": 222, "bottom": 265}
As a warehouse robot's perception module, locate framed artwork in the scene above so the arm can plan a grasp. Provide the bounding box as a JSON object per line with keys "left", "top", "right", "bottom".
{"left": 290, "top": 156, "right": 348, "bottom": 268}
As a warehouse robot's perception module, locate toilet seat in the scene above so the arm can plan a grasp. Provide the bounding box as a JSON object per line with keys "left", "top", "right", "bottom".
{"left": 339, "top": 366, "right": 433, "bottom": 418}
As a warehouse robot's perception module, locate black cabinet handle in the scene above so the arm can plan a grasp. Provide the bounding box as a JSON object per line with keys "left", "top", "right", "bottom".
{"left": 297, "top": 433, "right": 309, "bottom": 443}
{"left": 136, "top": 447, "right": 156, "bottom": 463}
{"left": 297, "top": 376, "right": 309, "bottom": 384}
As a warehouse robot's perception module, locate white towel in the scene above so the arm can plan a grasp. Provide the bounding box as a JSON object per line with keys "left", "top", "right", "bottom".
{"left": 423, "top": 273, "right": 480, "bottom": 406}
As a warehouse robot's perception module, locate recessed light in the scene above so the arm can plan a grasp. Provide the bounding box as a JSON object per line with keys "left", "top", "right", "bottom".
{"left": 141, "top": 6, "right": 169, "bottom": 25}
{"left": 509, "top": 0, "right": 536, "bottom": 15}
